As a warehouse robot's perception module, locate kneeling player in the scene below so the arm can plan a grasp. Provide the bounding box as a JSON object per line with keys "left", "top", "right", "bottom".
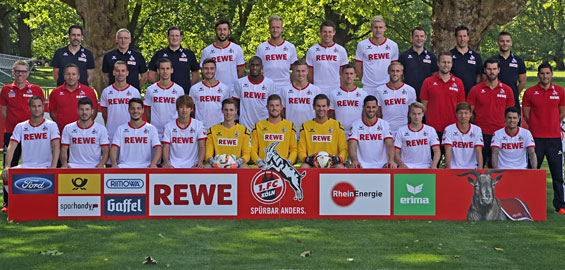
{"left": 110, "top": 98, "right": 161, "bottom": 168}
{"left": 442, "top": 102, "right": 483, "bottom": 169}
{"left": 491, "top": 107, "right": 536, "bottom": 169}
{"left": 348, "top": 95, "right": 396, "bottom": 168}
{"left": 205, "top": 98, "right": 251, "bottom": 168}
{"left": 394, "top": 102, "right": 440, "bottom": 168}
{"left": 251, "top": 94, "right": 297, "bottom": 168}
{"left": 299, "top": 94, "right": 347, "bottom": 168}
{"left": 161, "top": 95, "right": 207, "bottom": 168}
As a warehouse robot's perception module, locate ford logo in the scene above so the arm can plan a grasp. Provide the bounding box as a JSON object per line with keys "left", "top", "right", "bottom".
{"left": 14, "top": 177, "right": 53, "bottom": 191}
{"left": 106, "top": 179, "right": 144, "bottom": 189}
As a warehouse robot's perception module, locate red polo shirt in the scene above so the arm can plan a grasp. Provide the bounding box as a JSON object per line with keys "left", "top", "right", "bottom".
{"left": 467, "top": 80, "right": 514, "bottom": 135}
{"left": 48, "top": 83, "right": 98, "bottom": 132}
{"left": 0, "top": 81, "right": 44, "bottom": 133}
{"left": 420, "top": 73, "right": 465, "bottom": 132}
{"left": 522, "top": 83, "right": 565, "bottom": 138}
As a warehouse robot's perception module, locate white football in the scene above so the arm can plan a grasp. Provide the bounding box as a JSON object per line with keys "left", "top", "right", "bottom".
{"left": 214, "top": 154, "right": 237, "bottom": 168}
{"left": 313, "top": 151, "right": 332, "bottom": 168}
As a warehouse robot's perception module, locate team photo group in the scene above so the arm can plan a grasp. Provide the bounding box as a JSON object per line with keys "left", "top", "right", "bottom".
{"left": 1, "top": 15, "right": 564, "bottom": 213}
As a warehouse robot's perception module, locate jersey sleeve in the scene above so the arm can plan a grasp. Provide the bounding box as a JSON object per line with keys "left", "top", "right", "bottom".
{"left": 354, "top": 42, "right": 363, "bottom": 62}
{"left": 112, "top": 128, "right": 122, "bottom": 148}
{"left": 289, "top": 45, "right": 298, "bottom": 64}
{"left": 280, "top": 88, "right": 288, "bottom": 108}
{"left": 188, "top": 50, "right": 199, "bottom": 72}
{"left": 232, "top": 81, "right": 241, "bottom": 100}
{"left": 99, "top": 125, "right": 110, "bottom": 146}
{"left": 48, "top": 91, "right": 58, "bottom": 112}
{"left": 347, "top": 123, "right": 359, "bottom": 141}
{"left": 50, "top": 49, "right": 61, "bottom": 68}
{"left": 143, "top": 88, "right": 152, "bottom": 107}
{"left": 10, "top": 124, "right": 22, "bottom": 143}
{"left": 161, "top": 124, "right": 171, "bottom": 144}
{"left": 474, "top": 53, "right": 483, "bottom": 75}
{"left": 518, "top": 58, "right": 526, "bottom": 75}
{"left": 474, "top": 127, "right": 484, "bottom": 147}
{"left": 102, "top": 53, "right": 111, "bottom": 73}
{"left": 199, "top": 49, "right": 208, "bottom": 68}
{"left": 305, "top": 48, "right": 314, "bottom": 67}
{"left": 250, "top": 124, "right": 260, "bottom": 163}
{"left": 61, "top": 125, "right": 71, "bottom": 145}
{"left": 559, "top": 87, "right": 565, "bottom": 106}
{"left": 150, "top": 127, "right": 161, "bottom": 148}
{"left": 441, "top": 128, "right": 452, "bottom": 146}
{"left": 391, "top": 42, "right": 399, "bottom": 61}
{"left": 287, "top": 123, "right": 298, "bottom": 162}
{"left": 205, "top": 127, "right": 215, "bottom": 159}
{"left": 429, "top": 127, "right": 440, "bottom": 146}
{"left": 393, "top": 130, "right": 403, "bottom": 149}
{"left": 505, "top": 86, "right": 515, "bottom": 107}
{"left": 336, "top": 121, "right": 348, "bottom": 161}
{"left": 466, "top": 88, "right": 477, "bottom": 106}
{"left": 420, "top": 80, "right": 429, "bottom": 101}
{"left": 491, "top": 132, "right": 501, "bottom": 148}
{"left": 0, "top": 86, "right": 8, "bottom": 106}
{"left": 457, "top": 80, "right": 466, "bottom": 102}
{"left": 138, "top": 53, "right": 148, "bottom": 73}
{"left": 339, "top": 47, "right": 348, "bottom": 66}
{"left": 329, "top": 91, "right": 336, "bottom": 111}
{"left": 99, "top": 89, "right": 108, "bottom": 108}
{"left": 197, "top": 122, "right": 207, "bottom": 141}
{"left": 86, "top": 50, "right": 95, "bottom": 69}
{"left": 241, "top": 127, "right": 251, "bottom": 162}
{"left": 88, "top": 89, "right": 99, "bottom": 109}
{"left": 298, "top": 124, "right": 308, "bottom": 161}
{"left": 49, "top": 122, "right": 61, "bottom": 141}
{"left": 407, "top": 87, "right": 417, "bottom": 105}
{"left": 521, "top": 89, "right": 532, "bottom": 107}
{"left": 255, "top": 44, "right": 264, "bottom": 59}
{"left": 148, "top": 52, "right": 159, "bottom": 71}
{"left": 430, "top": 53, "right": 439, "bottom": 73}
{"left": 525, "top": 130, "right": 535, "bottom": 148}
{"left": 235, "top": 46, "right": 245, "bottom": 66}
{"left": 382, "top": 121, "right": 393, "bottom": 140}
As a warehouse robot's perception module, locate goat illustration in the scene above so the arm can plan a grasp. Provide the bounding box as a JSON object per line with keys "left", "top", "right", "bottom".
{"left": 457, "top": 170, "right": 507, "bottom": 221}
{"left": 262, "top": 142, "right": 307, "bottom": 201}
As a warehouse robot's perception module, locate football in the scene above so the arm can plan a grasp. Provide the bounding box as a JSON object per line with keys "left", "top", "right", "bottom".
{"left": 214, "top": 154, "right": 238, "bottom": 168}
{"left": 313, "top": 151, "right": 332, "bottom": 168}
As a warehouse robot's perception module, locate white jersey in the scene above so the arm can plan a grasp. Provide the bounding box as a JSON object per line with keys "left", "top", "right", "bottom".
{"left": 200, "top": 42, "right": 245, "bottom": 92}
{"left": 100, "top": 84, "right": 141, "bottom": 141}
{"left": 306, "top": 43, "right": 349, "bottom": 93}
{"left": 329, "top": 87, "right": 368, "bottom": 132}
{"left": 143, "top": 82, "right": 184, "bottom": 136}
{"left": 491, "top": 127, "right": 535, "bottom": 169}
{"left": 347, "top": 118, "right": 393, "bottom": 168}
{"left": 255, "top": 40, "right": 298, "bottom": 91}
{"left": 375, "top": 83, "right": 416, "bottom": 136}
{"left": 112, "top": 121, "right": 161, "bottom": 168}
{"left": 189, "top": 81, "right": 230, "bottom": 130}
{"left": 281, "top": 83, "right": 321, "bottom": 132}
{"left": 441, "top": 123, "right": 484, "bottom": 169}
{"left": 161, "top": 118, "right": 207, "bottom": 168}
{"left": 61, "top": 121, "right": 110, "bottom": 168}
{"left": 355, "top": 38, "right": 399, "bottom": 91}
{"left": 10, "top": 119, "right": 60, "bottom": 168}
{"left": 394, "top": 124, "right": 440, "bottom": 168}
{"left": 233, "top": 75, "right": 277, "bottom": 130}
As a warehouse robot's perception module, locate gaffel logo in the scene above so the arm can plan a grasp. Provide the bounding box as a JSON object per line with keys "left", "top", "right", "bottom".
{"left": 331, "top": 182, "right": 384, "bottom": 207}
{"left": 400, "top": 184, "right": 429, "bottom": 204}
{"left": 104, "top": 196, "right": 146, "bottom": 216}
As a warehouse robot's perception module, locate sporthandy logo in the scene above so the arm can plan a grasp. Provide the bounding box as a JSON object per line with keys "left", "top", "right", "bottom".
{"left": 394, "top": 174, "right": 436, "bottom": 216}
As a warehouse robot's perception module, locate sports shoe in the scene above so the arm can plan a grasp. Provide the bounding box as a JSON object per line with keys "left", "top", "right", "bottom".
{"left": 558, "top": 208, "right": 565, "bottom": 214}
{"left": 0, "top": 207, "right": 7, "bottom": 213}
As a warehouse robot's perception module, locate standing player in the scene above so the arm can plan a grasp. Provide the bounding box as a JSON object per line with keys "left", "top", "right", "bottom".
{"left": 255, "top": 15, "right": 298, "bottom": 92}
{"left": 51, "top": 25, "right": 94, "bottom": 86}
{"left": 394, "top": 102, "right": 440, "bottom": 169}
{"left": 200, "top": 19, "right": 245, "bottom": 93}
{"left": 328, "top": 64, "right": 368, "bottom": 132}
{"left": 205, "top": 99, "right": 251, "bottom": 168}
{"left": 467, "top": 58, "right": 514, "bottom": 168}
{"left": 442, "top": 102, "right": 484, "bottom": 169}
{"left": 348, "top": 95, "right": 396, "bottom": 168}
{"left": 144, "top": 58, "right": 185, "bottom": 137}
{"left": 492, "top": 32, "right": 526, "bottom": 113}
{"left": 189, "top": 58, "right": 230, "bottom": 130}
{"left": 491, "top": 107, "right": 536, "bottom": 169}
{"left": 102, "top": 28, "right": 147, "bottom": 90}
{"left": 251, "top": 94, "right": 298, "bottom": 167}
{"left": 232, "top": 56, "right": 277, "bottom": 130}
{"left": 49, "top": 64, "right": 99, "bottom": 133}
{"left": 399, "top": 27, "right": 438, "bottom": 100}
{"left": 100, "top": 61, "right": 142, "bottom": 142}
{"left": 306, "top": 20, "right": 349, "bottom": 93}
{"left": 375, "top": 62, "right": 417, "bottom": 136}
{"left": 60, "top": 97, "right": 109, "bottom": 168}
{"left": 280, "top": 60, "right": 321, "bottom": 131}
{"left": 110, "top": 98, "right": 161, "bottom": 168}
{"left": 299, "top": 94, "right": 347, "bottom": 168}
{"left": 522, "top": 63, "right": 565, "bottom": 213}
{"left": 161, "top": 96, "right": 207, "bottom": 168}
{"left": 355, "top": 15, "right": 399, "bottom": 96}
{"left": 450, "top": 25, "right": 482, "bottom": 96}
{"left": 148, "top": 26, "right": 200, "bottom": 93}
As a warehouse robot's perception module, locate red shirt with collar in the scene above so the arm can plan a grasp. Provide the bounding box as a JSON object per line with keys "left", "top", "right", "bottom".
{"left": 420, "top": 73, "right": 466, "bottom": 132}
{"left": 522, "top": 83, "right": 565, "bottom": 138}
{"left": 0, "top": 81, "right": 44, "bottom": 133}
{"left": 48, "top": 83, "right": 98, "bottom": 132}
{"left": 467, "top": 80, "right": 515, "bottom": 135}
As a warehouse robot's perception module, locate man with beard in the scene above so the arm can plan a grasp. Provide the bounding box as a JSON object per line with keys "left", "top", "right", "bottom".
{"left": 102, "top": 28, "right": 147, "bottom": 91}
{"left": 399, "top": 27, "right": 438, "bottom": 100}
{"left": 51, "top": 25, "right": 95, "bottom": 86}
{"left": 450, "top": 25, "right": 483, "bottom": 96}
{"left": 491, "top": 32, "right": 526, "bottom": 113}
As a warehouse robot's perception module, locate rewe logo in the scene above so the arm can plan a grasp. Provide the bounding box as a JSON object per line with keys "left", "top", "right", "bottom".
{"left": 394, "top": 174, "right": 436, "bottom": 215}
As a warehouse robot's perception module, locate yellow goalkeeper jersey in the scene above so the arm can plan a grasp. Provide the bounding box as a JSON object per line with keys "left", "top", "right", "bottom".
{"left": 251, "top": 119, "right": 298, "bottom": 163}
{"left": 206, "top": 123, "right": 251, "bottom": 162}
{"left": 298, "top": 118, "right": 348, "bottom": 162}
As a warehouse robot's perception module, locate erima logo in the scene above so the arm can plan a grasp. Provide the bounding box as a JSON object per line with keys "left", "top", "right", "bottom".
{"left": 407, "top": 184, "right": 423, "bottom": 195}
{"left": 400, "top": 184, "right": 429, "bottom": 204}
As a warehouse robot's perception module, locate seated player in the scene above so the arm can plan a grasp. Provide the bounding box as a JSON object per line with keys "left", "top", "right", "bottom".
{"left": 251, "top": 94, "right": 297, "bottom": 168}
{"left": 328, "top": 64, "right": 368, "bottom": 132}
{"left": 348, "top": 95, "right": 396, "bottom": 168}
{"left": 2, "top": 96, "right": 60, "bottom": 179}
{"left": 205, "top": 98, "right": 251, "bottom": 168}
{"left": 110, "top": 98, "right": 161, "bottom": 168}
{"left": 161, "top": 95, "right": 207, "bottom": 168}
{"left": 394, "top": 102, "right": 440, "bottom": 168}
{"left": 442, "top": 102, "right": 484, "bottom": 169}
{"left": 61, "top": 97, "right": 110, "bottom": 168}
{"left": 299, "top": 94, "right": 347, "bottom": 168}
{"left": 491, "top": 107, "right": 537, "bottom": 169}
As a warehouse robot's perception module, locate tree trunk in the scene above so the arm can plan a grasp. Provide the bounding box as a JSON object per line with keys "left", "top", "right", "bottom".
{"left": 17, "top": 12, "right": 32, "bottom": 58}
{"left": 0, "top": 4, "right": 13, "bottom": 54}
{"left": 431, "top": 0, "right": 527, "bottom": 54}
{"left": 61, "top": 0, "right": 129, "bottom": 93}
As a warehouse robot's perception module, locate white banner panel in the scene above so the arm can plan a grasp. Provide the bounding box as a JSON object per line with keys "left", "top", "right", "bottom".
{"left": 58, "top": 196, "right": 101, "bottom": 217}
{"left": 104, "top": 174, "right": 146, "bottom": 194}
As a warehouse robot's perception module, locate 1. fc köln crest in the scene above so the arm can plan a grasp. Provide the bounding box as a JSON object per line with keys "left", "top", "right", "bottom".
{"left": 250, "top": 142, "right": 306, "bottom": 204}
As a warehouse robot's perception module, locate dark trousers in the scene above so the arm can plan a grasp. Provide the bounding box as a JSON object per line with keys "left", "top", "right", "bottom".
{"left": 3, "top": 132, "right": 21, "bottom": 207}
{"left": 534, "top": 138, "right": 565, "bottom": 211}
{"left": 482, "top": 134, "right": 493, "bottom": 168}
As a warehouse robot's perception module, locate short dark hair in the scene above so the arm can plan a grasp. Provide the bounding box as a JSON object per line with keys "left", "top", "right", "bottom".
{"left": 505, "top": 106, "right": 520, "bottom": 117}
{"left": 438, "top": 51, "right": 452, "bottom": 59}
{"left": 341, "top": 63, "right": 356, "bottom": 73}
{"left": 320, "top": 20, "right": 336, "bottom": 31}
{"left": 168, "top": 26, "right": 182, "bottom": 36}
{"left": 363, "top": 95, "right": 378, "bottom": 107}
{"left": 176, "top": 95, "right": 194, "bottom": 110}
{"left": 157, "top": 58, "right": 172, "bottom": 69}
{"left": 538, "top": 62, "right": 553, "bottom": 73}
{"left": 202, "top": 58, "right": 216, "bottom": 67}
{"left": 78, "top": 97, "right": 93, "bottom": 108}
{"left": 68, "top": 25, "right": 83, "bottom": 35}
{"left": 292, "top": 59, "right": 307, "bottom": 70}
{"left": 267, "top": 94, "right": 282, "bottom": 105}
{"left": 222, "top": 98, "right": 238, "bottom": 110}
{"left": 129, "top": 98, "right": 143, "bottom": 108}
{"left": 455, "top": 102, "right": 472, "bottom": 113}
{"left": 248, "top": 56, "right": 262, "bottom": 65}
{"left": 63, "top": 63, "right": 79, "bottom": 73}
{"left": 498, "top": 31, "right": 512, "bottom": 39}
{"left": 455, "top": 25, "right": 469, "bottom": 36}
{"left": 412, "top": 26, "right": 426, "bottom": 35}
{"left": 28, "top": 95, "right": 44, "bottom": 107}
{"left": 483, "top": 57, "right": 500, "bottom": 69}
{"left": 313, "top": 93, "right": 330, "bottom": 107}
{"left": 215, "top": 19, "right": 230, "bottom": 30}
{"left": 114, "top": 60, "right": 127, "bottom": 69}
